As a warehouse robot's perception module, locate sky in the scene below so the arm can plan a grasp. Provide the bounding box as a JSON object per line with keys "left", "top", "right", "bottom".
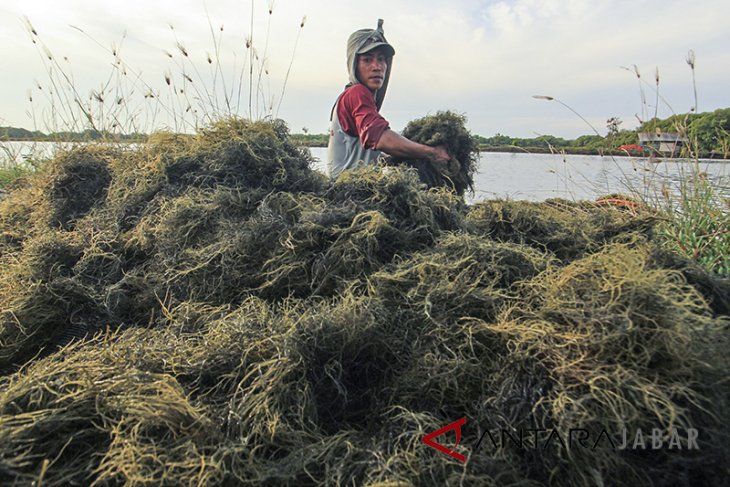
{"left": 1, "top": 0, "right": 728, "bottom": 139}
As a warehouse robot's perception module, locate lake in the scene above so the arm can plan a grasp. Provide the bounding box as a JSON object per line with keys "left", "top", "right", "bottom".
{"left": 309, "top": 147, "right": 729, "bottom": 204}
{"left": 3, "top": 141, "right": 728, "bottom": 203}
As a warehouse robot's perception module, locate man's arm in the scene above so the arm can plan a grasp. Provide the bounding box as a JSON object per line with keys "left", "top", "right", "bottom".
{"left": 376, "top": 129, "right": 450, "bottom": 164}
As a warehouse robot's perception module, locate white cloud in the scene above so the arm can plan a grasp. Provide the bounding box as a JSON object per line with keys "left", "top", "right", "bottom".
{"left": 1, "top": 0, "right": 729, "bottom": 137}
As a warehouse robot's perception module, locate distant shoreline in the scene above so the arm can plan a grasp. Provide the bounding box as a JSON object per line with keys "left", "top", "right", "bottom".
{"left": 3, "top": 137, "right": 729, "bottom": 160}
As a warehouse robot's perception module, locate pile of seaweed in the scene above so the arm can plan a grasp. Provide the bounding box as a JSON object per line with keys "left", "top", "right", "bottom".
{"left": 391, "top": 111, "right": 479, "bottom": 196}
{"left": 0, "top": 118, "right": 728, "bottom": 486}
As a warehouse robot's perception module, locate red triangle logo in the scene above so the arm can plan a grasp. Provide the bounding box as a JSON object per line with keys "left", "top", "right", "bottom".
{"left": 422, "top": 417, "right": 467, "bottom": 462}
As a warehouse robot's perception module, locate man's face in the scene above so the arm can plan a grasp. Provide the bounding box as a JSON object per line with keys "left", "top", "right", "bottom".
{"left": 356, "top": 49, "right": 388, "bottom": 92}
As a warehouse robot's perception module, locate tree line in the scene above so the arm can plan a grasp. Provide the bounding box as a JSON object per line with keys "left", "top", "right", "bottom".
{"left": 4, "top": 107, "right": 729, "bottom": 158}
{"left": 478, "top": 108, "right": 730, "bottom": 158}
{"left": 0, "top": 127, "right": 147, "bottom": 143}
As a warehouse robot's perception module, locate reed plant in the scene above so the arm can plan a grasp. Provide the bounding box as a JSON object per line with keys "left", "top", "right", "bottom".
{"left": 650, "top": 158, "right": 729, "bottom": 276}
{"left": 19, "top": 2, "right": 305, "bottom": 138}
{"left": 2, "top": 3, "right": 307, "bottom": 191}
{"left": 0, "top": 143, "right": 45, "bottom": 189}
{"left": 617, "top": 53, "right": 728, "bottom": 276}
{"left": 0, "top": 165, "right": 29, "bottom": 189}
{"left": 628, "top": 160, "right": 728, "bottom": 276}
{"left": 0, "top": 147, "right": 22, "bottom": 188}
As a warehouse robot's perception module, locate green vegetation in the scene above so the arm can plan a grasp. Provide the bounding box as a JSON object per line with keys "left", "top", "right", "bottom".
{"left": 479, "top": 108, "right": 730, "bottom": 157}
{"left": 5, "top": 107, "right": 730, "bottom": 158}
{"left": 1, "top": 127, "right": 147, "bottom": 142}
{"left": 0, "top": 127, "right": 45, "bottom": 140}
{"left": 0, "top": 118, "right": 728, "bottom": 486}
{"left": 0, "top": 166, "right": 32, "bottom": 189}
{"left": 478, "top": 131, "right": 636, "bottom": 155}
{"left": 289, "top": 132, "right": 329, "bottom": 147}
{"left": 640, "top": 107, "right": 730, "bottom": 158}
{"left": 477, "top": 132, "right": 625, "bottom": 154}
{"left": 0, "top": 165, "right": 30, "bottom": 189}
{"left": 649, "top": 166, "right": 730, "bottom": 276}
{"left": 0, "top": 144, "right": 42, "bottom": 189}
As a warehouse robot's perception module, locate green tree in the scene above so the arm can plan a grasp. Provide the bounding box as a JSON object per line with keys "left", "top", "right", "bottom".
{"left": 688, "top": 108, "right": 730, "bottom": 155}
{"left": 606, "top": 117, "right": 622, "bottom": 148}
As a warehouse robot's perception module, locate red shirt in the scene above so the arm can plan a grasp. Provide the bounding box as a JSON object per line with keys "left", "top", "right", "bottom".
{"left": 336, "top": 84, "right": 390, "bottom": 150}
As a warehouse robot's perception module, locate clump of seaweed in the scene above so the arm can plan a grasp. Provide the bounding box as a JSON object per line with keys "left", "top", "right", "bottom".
{"left": 46, "top": 146, "right": 115, "bottom": 230}
{"left": 0, "top": 330, "right": 225, "bottom": 486}
{"left": 466, "top": 198, "right": 659, "bottom": 261}
{"left": 489, "top": 242, "right": 730, "bottom": 486}
{"left": 648, "top": 246, "right": 730, "bottom": 316}
{"left": 391, "top": 111, "right": 479, "bottom": 196}
{"left": 0, "top": 116, "right": 728, "bottom": 486}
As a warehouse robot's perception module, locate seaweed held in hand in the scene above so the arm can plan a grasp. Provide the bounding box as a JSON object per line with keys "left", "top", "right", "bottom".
{"left": 391, "top": 111, "right": 479, "bottom": 196}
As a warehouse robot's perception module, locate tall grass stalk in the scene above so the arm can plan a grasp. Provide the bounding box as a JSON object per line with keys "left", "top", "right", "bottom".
{"left": 653, "top": 67, "right": 660, "bottom": 122}
{"left": 686, "top": 49, "right": 698, "bottom": 112}
{"left": 622, "top": 65, "right": 678, "bottom": 120}
{"left": 275, "top": 16, "right": 306, "bottom": 118}
{"left": 536, "top": 56, "right": 728, "bottom": 276}
{"left": 620, "top": 64, "right": 648, "bottom": 123}
{"left": 620, "top": 54, "right": 728, "bottom": 275}
{"left": 256, "top": 1, "right": 275, "bottom": 118}
{"left": 248, "top": 0, "right": 255, "bottom": 119}
{"left": 21, "top": 6, "right": 304, "bottom": 139}
{"left": 6, "top": 8, "right": 307, "bottom": 190}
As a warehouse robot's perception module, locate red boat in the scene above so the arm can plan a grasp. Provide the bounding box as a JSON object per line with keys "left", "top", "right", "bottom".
{"left": 618, "top": 144, "right": 647, "bottom": 155}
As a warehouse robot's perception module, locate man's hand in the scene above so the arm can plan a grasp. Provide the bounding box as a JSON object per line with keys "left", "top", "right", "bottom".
{"left": 377, "top": 130, "right": 451, "bottom": 164}
{"left": 429, "top": 145, "right": 450, "bottom": 165}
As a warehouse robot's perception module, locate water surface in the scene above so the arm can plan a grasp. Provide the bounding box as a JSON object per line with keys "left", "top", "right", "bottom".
{"left": 309, "top": 147, "right": 729, "bottom": 203}
{"left": 3, "top": 141, "right": 727, "bottom": 203}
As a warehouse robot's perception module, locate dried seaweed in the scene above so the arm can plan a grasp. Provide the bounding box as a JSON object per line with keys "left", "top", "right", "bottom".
{"left": 0, "top": 117, "right": 728, "bottom": 486}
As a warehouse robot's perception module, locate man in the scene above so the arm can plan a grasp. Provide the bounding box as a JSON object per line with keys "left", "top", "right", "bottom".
{"left": 327, "top": 19, "right": 449, "bottom": 178}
